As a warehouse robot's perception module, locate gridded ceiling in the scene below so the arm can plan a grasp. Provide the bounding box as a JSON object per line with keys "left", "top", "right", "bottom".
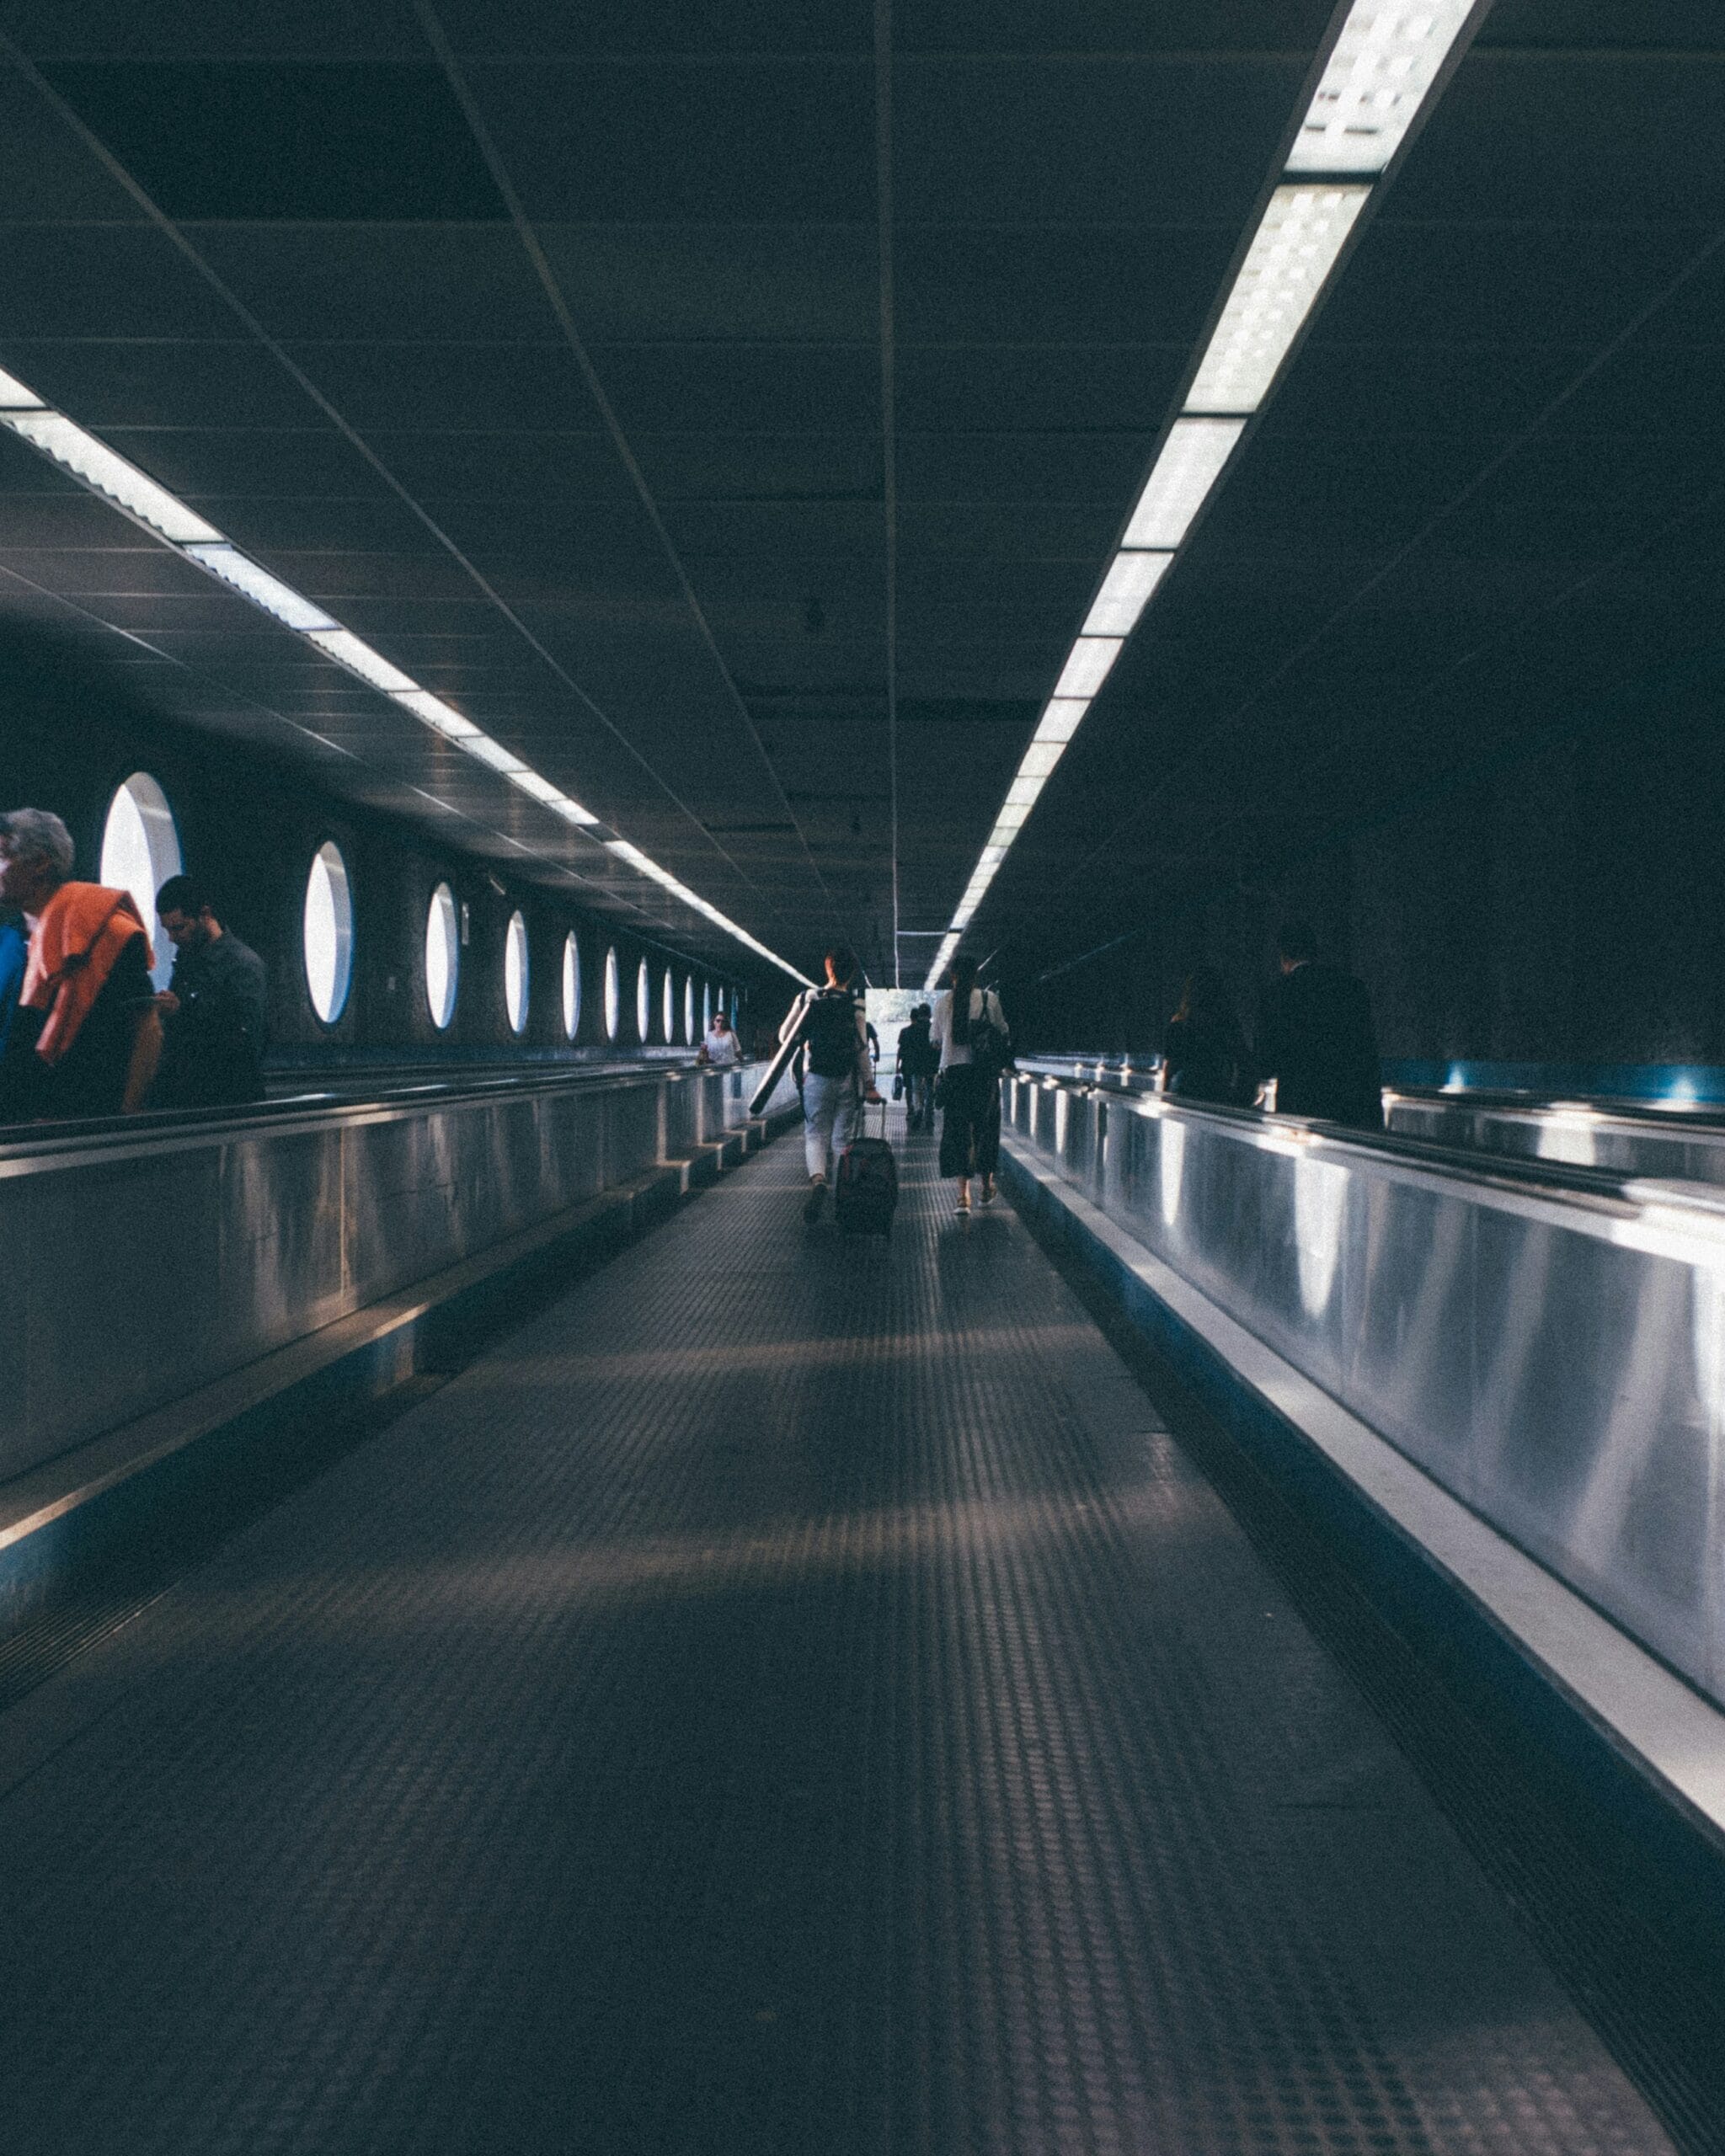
{"left": 0, "top": 3, "right": 1715, "bottom": 988}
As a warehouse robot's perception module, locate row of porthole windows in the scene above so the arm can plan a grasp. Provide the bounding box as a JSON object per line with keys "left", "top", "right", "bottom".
{"left": 99, "top": 771, "right": 733, "bottom": 1041}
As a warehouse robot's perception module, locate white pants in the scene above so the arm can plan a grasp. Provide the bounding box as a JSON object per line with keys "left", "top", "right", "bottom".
{"left": 803, "top": 1072, "right": 857, "bottom": 1179}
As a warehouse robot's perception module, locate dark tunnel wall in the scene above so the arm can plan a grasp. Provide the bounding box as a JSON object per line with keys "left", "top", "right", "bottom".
{"left": 1010, "top": 671, "right": 1725, "bottom": 1085}
{"left": 0, "top": 635, "right": 755, "bottom": 1070}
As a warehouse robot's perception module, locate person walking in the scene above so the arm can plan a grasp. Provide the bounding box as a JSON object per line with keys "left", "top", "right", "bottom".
{"left": 895, "top": 1002, "right": 938, "bottom": 1134}
{"left": 779, "top": 944, "right": 882, "bottom": 1222}
{"left": 152, "top": 875, "right": 269, "bottom": 1107}
{"left": 932, "top": 956, "right": 1008, "bottom": 1214}
{"left": 703, "top": 1006, "right": 740, "bottom": 1066}
{"left": 1162, "top": 965, "right": 1254, "bottom": 1107}
{"left": 1255, "top": 918, "right": 1383, "bottom": 1130}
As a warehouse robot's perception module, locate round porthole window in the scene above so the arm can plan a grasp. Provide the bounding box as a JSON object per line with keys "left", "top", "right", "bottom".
{"left": 603, "top": 946, "right": 620, "bottom": 1042}
{"left": 425, "top": 882, "right": 459, "bottom": 1029}
{"left": 505, "top": 910, "right": 529, "bottom": 1034}
{"left": 302, "top": 841, "right": 354, "bottom": 1024}
{"left": 636, "top": 958, "right": 651, "bottom": 1043}
{"left": 562, "top": 932, "right": 580, "bottom": 1040}
{"left": 683, "top": 974, "right": 695, "bottom": 1044}
{"left": 99, "top": 771, "right": 181, "bottom": 990}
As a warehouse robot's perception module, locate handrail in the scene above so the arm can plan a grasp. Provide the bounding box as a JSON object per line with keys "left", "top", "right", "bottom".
{"left": 0, "top": 1054, "right": 744, "bottom": 1166}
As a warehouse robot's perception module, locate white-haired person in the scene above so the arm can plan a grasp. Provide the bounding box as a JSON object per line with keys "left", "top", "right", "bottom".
{"left": 0, "top": 808, "right": 162, "bottom": 1121}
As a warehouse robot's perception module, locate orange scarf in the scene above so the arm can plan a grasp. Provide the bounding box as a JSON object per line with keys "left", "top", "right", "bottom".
{"left": 20, "top": 882, "right": 152, "bottom": 1065}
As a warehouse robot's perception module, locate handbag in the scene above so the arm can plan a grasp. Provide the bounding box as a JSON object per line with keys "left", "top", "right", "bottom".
{"left": 891, "top": 1072, "right": 905, "bottom": 1100}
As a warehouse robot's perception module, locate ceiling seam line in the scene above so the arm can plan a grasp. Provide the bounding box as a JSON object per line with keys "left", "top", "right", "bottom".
{"left": 413, "top": 0, "right": 851, "bottom": 953}
{"left": 1063, "top": 211, "right": 1725, "bottom": 890}
{"left": 0, "top": 40, "right": 802, "bottom": 961}
{"left": 876, "top": 0, "right": 901, "bottom": 989}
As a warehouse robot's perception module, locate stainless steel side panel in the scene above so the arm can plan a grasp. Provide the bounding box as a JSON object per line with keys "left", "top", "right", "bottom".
{"left": 0, "top": 1060, "right": 782, "bottom": 1487}
{"left": 1015, "top": 1082, "right": 1725, "bottom": 1706}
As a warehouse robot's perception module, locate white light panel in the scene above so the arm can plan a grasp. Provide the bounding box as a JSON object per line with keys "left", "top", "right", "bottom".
{"left": 393, "top": 688, "right": 479, "bottom": 739}
{"left": 1287, "top": 0, "right": 1478, "bottom": 174}
{"left": 508, "top": 768, "right": 564, "bottom": 803}
{"left": 1081, "top": 551, "right": 1174, "bottom": 638}
{"left": 1035, "top": 699, "right": 1088, "bottom": 744}
{"left": 1, "top": 410, "right": 222, "bottom": 543}
{"left": 1018, "top": 741, "right": 1065, "bottom": 780}
{"left": 1054, "top": 637, "right": 1124, "bottom": 701}
{"left": 1187, "top": 185, "right": 1368, "bottom": 414}
{"left": 184, "top": 542, "right": 337, "bottom": 631}
{"left": 307, "top": 627, "right": 418, "bottom": 696}
{"left": 462, "top": 735, "right": 529, "bottom": 776}
{"left": 1122, "top": 419, "right": 1245, "bottom": 548}
{"left": 0, "top": 368, "right": 44, "bottom": 408}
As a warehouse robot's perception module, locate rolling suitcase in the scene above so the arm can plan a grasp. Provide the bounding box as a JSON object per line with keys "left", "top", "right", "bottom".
{"left": 836, "top": 1098, "right": 898, "bottom": 1235}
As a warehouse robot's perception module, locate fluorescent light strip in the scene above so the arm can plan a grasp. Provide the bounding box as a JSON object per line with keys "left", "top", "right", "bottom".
{"left": 1186, "top": 185, "right": 1369, "bottom": 414}
{"left": 1035, "top": 699, "right": 1088, "bottom": 744}
{"left": 0, "top": 410, "right": 222, "bottom": 544}
{"left": 306, "top": 627, "right": 418, "bottom": 696}
{"left": 1081, "top": 551, "right": 1173, "bottom": 638}
{"left": 393, "top": 688, "right": 480, "bottom": 739}
{"left": 1053, "top": 637, "right": 1124, "bottom": 701}
{"left": 183, "top": 542, "right": 336, "bottom": 632}
{"left": 0, "top": 360, "right": 809, "bottom": 985}
{"left": 1123, "top": 419, "right": 1246, "bottom": 548}
{"left": 926, "top": 0, "right": 1479, "bottom": 990}
{"left": 1287, "top": 0, "right": 1478, "bottom": 174}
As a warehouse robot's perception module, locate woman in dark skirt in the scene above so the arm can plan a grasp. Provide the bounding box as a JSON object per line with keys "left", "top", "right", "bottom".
{"left": 932, "top": 954, "right": 1008, "bottom": 1214}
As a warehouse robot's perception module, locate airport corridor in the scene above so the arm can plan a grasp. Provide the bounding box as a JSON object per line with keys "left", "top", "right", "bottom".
{"left": 0, "top": 1123, "right": 1670, "bottom": 2156}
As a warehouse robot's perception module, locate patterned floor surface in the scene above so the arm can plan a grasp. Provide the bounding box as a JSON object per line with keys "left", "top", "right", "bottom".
{"left": 0, "top": 1119, "right": 1676, "bottom": 2154}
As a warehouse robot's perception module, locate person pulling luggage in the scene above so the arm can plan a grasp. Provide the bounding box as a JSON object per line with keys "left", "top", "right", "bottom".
{"left": 777, "top": 944, "right": 882, "bottom": 1223}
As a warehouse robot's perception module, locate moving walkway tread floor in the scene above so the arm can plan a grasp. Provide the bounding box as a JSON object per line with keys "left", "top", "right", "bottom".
{"left": 0, "top": 1123, "right": 1682, "bottom": 2154}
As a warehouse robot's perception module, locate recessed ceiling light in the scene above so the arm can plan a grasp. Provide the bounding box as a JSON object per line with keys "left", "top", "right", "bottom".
{"left": 183, "top": 542, "right": 337, "bottom": 632}
{"left": 1054, "top": 637, "right": 1124, "bottom": 701}
{"left": 1122, "top": 419, "right": 1245, "bottom": 548}
{"left": 1018, "top": 741, "right": 1065, "bottom": 780}
{"left": 1081, "top": 552, "right": 1174, "bottom": 638}
{"left": 1185, "top": 185, "right": 1369, "bottom": 414}
{"left": 1287, "top": 0, "right": 1480, "bottom": 174}
{"left": 462, "top": 735, "right": 529, "bottom": 776}
{"left": 1, "top": 410, "right": 223, "bottom": 544}
{"left": 306, "top": 627, "right": 418, "bottom": 696}
{"left": 508, "top": 768, "right": 565, "bottom": 803}
{"left": 393, "top": 688, "right": 480, "bottom": 739}
{"left": 1034, "top": 699, "right": 1089, "bottom": 744}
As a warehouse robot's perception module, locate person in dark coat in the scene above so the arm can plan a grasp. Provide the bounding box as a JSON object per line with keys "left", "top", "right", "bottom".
{"left": 1255, "top": 919, "right": 1383, "bottom": 1130}
{"left": 1162, "top": 965, "right": 1254, "bottom": 1107}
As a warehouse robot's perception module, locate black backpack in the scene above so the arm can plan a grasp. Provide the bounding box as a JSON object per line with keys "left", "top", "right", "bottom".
{"left": 804, "top": 989, "right": 860, "bottom": 1079}
{"left": 969, "top": 993, "right": 1011, "bottom": 1077}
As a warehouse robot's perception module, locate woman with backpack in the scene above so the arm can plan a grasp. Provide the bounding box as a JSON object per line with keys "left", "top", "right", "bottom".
{"left": 932, "top": 955, "right": 1009, "bottom": 1214}
{"left": 778, "top": 943, "right": 883, "bottom": 1223}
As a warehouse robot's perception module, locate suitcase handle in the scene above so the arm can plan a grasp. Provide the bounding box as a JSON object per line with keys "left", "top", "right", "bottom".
{"left": 854, "top": 1094, "right": 889, "bottom": 1140}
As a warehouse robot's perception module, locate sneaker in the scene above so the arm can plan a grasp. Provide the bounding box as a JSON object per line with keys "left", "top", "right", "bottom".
{"left": 956, "top": 1191, "right": 971, "bottom": 1215}
{"left": 803, "top": 1177, "right": 827, "bottom": 1223}
{"left": 979, "top": 1179, "right": 996, "bottom": 1207}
